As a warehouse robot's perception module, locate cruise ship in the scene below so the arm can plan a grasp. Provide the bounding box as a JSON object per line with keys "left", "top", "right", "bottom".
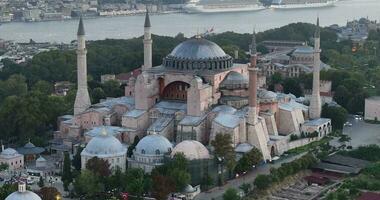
{"left": 184, "top": 0, "right": 266, "bottom": 13}
{"left": 270, "top": 0, "right": 338, "bottom": 9}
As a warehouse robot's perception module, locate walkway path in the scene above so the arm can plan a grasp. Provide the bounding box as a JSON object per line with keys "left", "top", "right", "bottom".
{"left": 194, "top": 153, "right": 307, "bottom": 200}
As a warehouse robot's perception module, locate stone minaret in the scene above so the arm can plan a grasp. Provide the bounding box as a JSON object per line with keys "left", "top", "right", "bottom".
{"left": 143, "top": 9, "right": 152, "bottom": 70}
{"left": 309, "top": 18, "right": 322, "bottom": 119}
{"left": 74, "top": 17, "right": 91, "bottom": 115}
{"left": 247, "top": 30, "right": 258, "bottom": 125}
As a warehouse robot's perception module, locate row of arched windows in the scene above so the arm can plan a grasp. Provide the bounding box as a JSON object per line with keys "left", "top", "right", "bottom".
{"left": 163, "top": 57, "right": 233, "bottom": 70}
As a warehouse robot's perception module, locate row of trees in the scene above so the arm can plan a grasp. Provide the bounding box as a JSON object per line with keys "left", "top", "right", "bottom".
{"left": 0, "top": 75, "right": 71, "bottom": 145}
{"left": 254, "top": 154, "right": 318, "bottom": 190}
{"left": 65, "top": 153, "right": 191, "bottom": 200}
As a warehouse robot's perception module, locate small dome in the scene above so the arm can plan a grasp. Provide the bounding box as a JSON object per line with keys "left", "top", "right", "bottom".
{"left": 5, "top": 191, "right": 42, "bottom": 200}
{"left": 220, "top": 71, "right": 248, "bottom": 89}
{"left": 258, "top": 90, "right": 277, "bottom": 100}
{"left": 212, "top": 105, "right": 237, "bottom": 115}
{"left": 183, "top": 184, "right": 196, "bottom": 193}
{"left": 1, "top": 148, "right": 18, "bottom": 156}
{"left": 24, "top": 142, "right": 36, "bottom": 148}
{"left": 6, "top": 183, "right": 41, "bottom": 200}
{"left": 82, "top": 129, "right": 126, "bottom": 157}
{"left": 171, "top": 140, "right": 210, "bottom": 160}
{"left": 36, "top": 156, "right": 46, "bottom": 162}
{"left": 235, "top": 143, "right": 253, "bottom": 153}
{"left": 135, "top": 134, "right": 173, "bottom": 156}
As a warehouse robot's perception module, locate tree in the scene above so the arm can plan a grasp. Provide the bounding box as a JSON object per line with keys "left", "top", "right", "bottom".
{"left": 0, "top": 183, "right": 17, "bottom": 200}
{"left": 245, "top": 148, "right": 263, "bottom": 167}
{"left": 170, "top": 168, "right": 191, "bottom": 191}
{"left": 334, "top": 85, "right": 350, "bottom": 108}
{"left": 86, "top": 157, "right": 111, "bottom": 177}
{"left": 38, "top": 175, "right": 44, "bottom": 188}
{"left": 106, "top": 167, "right": 124, "bottom": 192}
{"left": 223, "top": 188, "right": 241, "bottom": 200}
{"left": 152, "top": 153, "right": 191, "bottom": 192}
{"left": 91, "top": 87, "right": 106, "bottom": 103}
{"left": 102, "top": 80, "right": 123, "bottom": 97}
{"left": 62, "top": 152, "right": 72, "bottom": 190}
{"left": 239, "top": 183, "right": 251, "bottom": 195}
{"left": 37, "top": 187, "right": 61, "bottom": 200}
{"left": 125, "top": 168, "right": 146, "bottom": 198}
{"left": 127, "top": 135, "right": 140, "bottom": 157}
{"left": 73, "top": 170, "right": 104, "bottom": 199}
{"left": 322, "top": 103, "right": 348, "bottom": 130}
{"left": 211, "top": 134, "right": 236, "bottom": 181}
{"left": 270, "top": 72, "right": 283, "bottom": 85}
{"left": 283, "top": 78, "right": 303, "bottom": 97}
{"left": 0, "top": 163, "right": 8, "bottom": 171}
{"left": 32, "top": 80, "right": 53, "bottom": 95}
{"left": 254, "top": 174, "right": 272, "bottom": 190}
{"left": 0, "top": 74, "right": 28, "bottom": 102}
{"left": 152, "top": 175, "right": 176, "bottom": 200}
{"left": 72, "top": 146, "right": 83, "bottom": 171}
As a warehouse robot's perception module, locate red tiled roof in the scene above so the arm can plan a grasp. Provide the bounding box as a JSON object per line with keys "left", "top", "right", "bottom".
{"left": 116, "top": 68, "right": 142, "bottom": 81}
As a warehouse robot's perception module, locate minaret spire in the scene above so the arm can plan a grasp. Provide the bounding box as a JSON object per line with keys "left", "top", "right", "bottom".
{"left": 143, "top": 8, "right": 152, "bottom": 70}
{"left": 247, "top": 28, "right": 258, "bottom": 124}
{"left": 309, "top": 17, "right": 322, "bottom": 119}
{"left": 250, "top": 28, "right": 257, "bottom": 55}
{"left": 74, "top": 16, "right": 91, "bottom": 115}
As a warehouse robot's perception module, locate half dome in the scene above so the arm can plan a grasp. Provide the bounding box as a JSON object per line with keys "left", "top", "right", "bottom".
{"left": 220, "top": 71, "right": 248, "bottom": 89}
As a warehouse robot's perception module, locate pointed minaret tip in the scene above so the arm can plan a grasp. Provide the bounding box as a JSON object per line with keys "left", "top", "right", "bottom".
{"left": 251, "top": 28, "right": 257, "bottom": 55}
{"left": 144, "top": 9, "right": 151, "bottom": 28}
{"left": 77, "top": 16, "right": 85, "bottom": 36}
{"left": 315, "top": 17, "right": 320, "bottom": 38}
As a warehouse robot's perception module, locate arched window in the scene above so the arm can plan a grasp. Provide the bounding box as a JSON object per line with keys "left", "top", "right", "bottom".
{"left": 155, "top": 149, "right": 160, "bottom": 155}
{"left": 141, "top": 149, "right": 145, "bottom": 154}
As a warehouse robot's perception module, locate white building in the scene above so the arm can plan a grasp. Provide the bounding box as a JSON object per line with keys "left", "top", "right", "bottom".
{"left": 365, "top": 96, "right": 380, "bottom": 121}
{"left": 0, "top": 147, "right": 24, "bottom": 170}
{"left": 81, "top": 128, "right": 127, "bottom": 172}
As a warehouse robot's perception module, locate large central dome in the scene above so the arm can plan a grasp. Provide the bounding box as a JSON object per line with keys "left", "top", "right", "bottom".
{"left": 163, "top": 38, "right": 233, "bottom": 71}
{"left": 170, "top": 38, "right": 227, "bottom": 59}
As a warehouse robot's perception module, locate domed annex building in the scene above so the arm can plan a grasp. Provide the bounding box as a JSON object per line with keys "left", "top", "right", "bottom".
{"left": 129, "top": 134, "right": 173, "bottom": 173}
{"left": 0, "top": 147, "right": 24, "bottom": 170}
{"left": 5, "top": 182, "right": 41, "bottom": 200}
{"left": 56, "top": 13, "right": 332, "bottom": 177}
{"left": 171, "top": 140, "right": 214, "bottom": 184}
{"left": 81, "top": 128, "right": 127, "bottom": 172}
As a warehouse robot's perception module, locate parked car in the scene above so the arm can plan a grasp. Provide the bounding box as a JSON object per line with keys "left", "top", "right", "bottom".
{"left": 344, "top": 122, "right": 352, "bottom": 127}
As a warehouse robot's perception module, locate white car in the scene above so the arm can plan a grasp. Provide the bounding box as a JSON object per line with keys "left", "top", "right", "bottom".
{"left": 344, "top": 122, "right": 352, "bottom": 127}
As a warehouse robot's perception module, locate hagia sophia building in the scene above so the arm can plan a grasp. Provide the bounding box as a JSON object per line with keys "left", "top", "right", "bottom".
{"left": 53, "top": 11, "right": 332, "bottom": 177}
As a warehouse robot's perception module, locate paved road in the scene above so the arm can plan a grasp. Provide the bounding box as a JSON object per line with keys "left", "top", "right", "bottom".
{"left": 330, "top": 115, "right": 380, "bottom": 148}
{"left": 194, "top": 153, "right": 307, "bottom": 200}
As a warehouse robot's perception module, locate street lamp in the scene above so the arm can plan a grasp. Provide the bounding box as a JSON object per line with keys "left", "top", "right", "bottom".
{"left": 217, "top": 156, "right": 224, "bottom": 186}
{"left": 55, "top": 194, "right": 61, "bottom": 200}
